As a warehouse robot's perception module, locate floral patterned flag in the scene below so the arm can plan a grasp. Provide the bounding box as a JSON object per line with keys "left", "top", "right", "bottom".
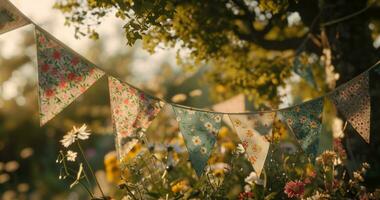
{"left": 108, "top": 76, "right": 165, "bottom": 161}
{"left": 328, "top": 72, "right": 370, "bottom": 143}
{"left": 0, "top": 0, "right": 30, "bottom": 35}
{"left": 293, "top": 57, "right": 318, "bottom": 89}
{"left": 229, "top": 112, "right": 275, "bottom": 176}
{"left": 173, "top": 107, "right": 222, "bottom": 176}
{"left": 35, "top": 28, "right": 105, "bottom": 125}
{"left": 278, "top": 98, "right": 324, "bottom": 158}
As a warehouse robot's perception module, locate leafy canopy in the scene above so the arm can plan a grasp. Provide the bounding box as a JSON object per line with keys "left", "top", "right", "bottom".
{"left": 54, "top": 0, "right": 323, "bottom": 106}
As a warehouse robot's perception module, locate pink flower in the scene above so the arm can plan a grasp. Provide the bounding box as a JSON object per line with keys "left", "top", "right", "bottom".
{"left": 71, "top": 57, "right": 80, "bottom": 66}
{"left": 41, "top": 63, "right": 50, "bottom": 72}
{"left": 53, "top": 50, "right": 61, "bottom": 60}
{"left": 45, "top": 89, "right": 55, "bottom": 98}
{"left": 39, "top": 36, "right": 46, "bottom": 44}
{"left": 140, "top": 93, "right": 145, "bottom": 100}
{"left": 284, "top": 180, "right": 305, "bottom": 198}
{"left": 124, "top": 99, "right": 129, "bottom": 105}
{"left": 59, "top": 80, "right": 67, "bottom": 89}
{"left": 67, "top": 73, "right": 76, "bottom": 81}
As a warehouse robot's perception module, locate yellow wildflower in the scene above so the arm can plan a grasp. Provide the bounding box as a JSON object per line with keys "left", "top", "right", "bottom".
{"left": 171, "top": 180, "right": 189, "bottom": 193}
{"left": 218, "top": 126, "right": 229, "bottom": 139}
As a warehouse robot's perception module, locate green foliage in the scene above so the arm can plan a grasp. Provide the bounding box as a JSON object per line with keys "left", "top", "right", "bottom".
{"left": 53, "top": 0, "right": 311, "bottom": 106}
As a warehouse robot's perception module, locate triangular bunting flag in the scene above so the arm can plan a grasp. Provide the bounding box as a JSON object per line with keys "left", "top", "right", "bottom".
{"left": 229, "top": 112, "right": 275, "bottom": 176}
{"left": 173, "top": 107, "right": 222, "bottom": 176}
{"left": 108, "top": 76, "right": 165, "bottom": 160}
{"left": 212, "top": 94, "right": 245, "bottom": 128}
{"left": 35, "top": 28, "right": 105, "bottom": 125}
{"left": 0, "top": 0, "right": 30, "bottom": 35}
{"left": 328, "top": 72, "right": 370, "bottom": 143}
{"left": 293, "top": 57, "right": 318, "bottom": 89}
{"left": 279, "top": 98, "right": 324, "bottom": 158}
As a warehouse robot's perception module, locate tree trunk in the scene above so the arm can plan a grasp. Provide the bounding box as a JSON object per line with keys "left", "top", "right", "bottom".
{"left": 320, "top": 0, "right": 380, "bottom": 187}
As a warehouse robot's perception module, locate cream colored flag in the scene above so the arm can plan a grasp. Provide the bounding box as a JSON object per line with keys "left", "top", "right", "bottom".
{"left": 229, "top": 112, "right": 275, "bottom": 176}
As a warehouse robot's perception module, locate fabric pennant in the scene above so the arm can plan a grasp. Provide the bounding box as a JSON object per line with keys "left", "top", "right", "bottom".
{"left": 293, "top": 57, "right": 318, "bottom": 89}
{"left": 0, "top": 0, "right": 30, "bottom": 35}
{"left": 229, "top": 112, "right": 275, "bottom": 176}
{"left": 279, "top": 98, "right": 324, "bottom": 158}
{"left": 328, "top": 72, "right": 370, "bottom": 143}
{"left": 35, "top": 28, "right": 105, "bottom": 125}
{"left": 212, "top": 94, "right": 245, "bottom": 128}
{"left": 173, "top": 107, "right": 222, "bottom": 176}
{"left": 108, "top": 76, "right": 165, "bottom": 160}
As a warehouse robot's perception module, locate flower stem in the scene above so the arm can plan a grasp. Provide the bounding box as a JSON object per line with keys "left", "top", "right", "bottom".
{"left": 77, "top": 141, "right": 106, "bottom": 198}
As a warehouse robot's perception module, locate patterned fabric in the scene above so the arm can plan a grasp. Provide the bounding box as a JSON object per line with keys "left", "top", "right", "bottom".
{"left": 279, "top": 98, "right": 324, "bottom": 158}
{"left": 173, "top": 107, "right": 222, "bottom": 176}
{"left": 108, "top": 76, "right": 165, "bottom": 160}
{"left": 0, "top": 0, "right": 29, "bottom": 35}
{"left": 229, "top": 112, "right": 275, "bottom": 176}
{"left": 35, "top": 28, "right": 105, "bottom": 125}
{"left": 328, "top": 72, "right": 370, "bottom": 143}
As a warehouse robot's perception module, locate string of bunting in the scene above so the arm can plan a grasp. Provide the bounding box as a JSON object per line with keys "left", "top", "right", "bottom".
{"left": 1, "top": 0, "right": 379, "bottom": 177}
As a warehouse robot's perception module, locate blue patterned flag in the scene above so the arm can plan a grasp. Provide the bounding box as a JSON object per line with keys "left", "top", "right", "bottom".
{"left": 328, "top": 72, "right": 370, "bottom": 143}
{"left": 229, "top": 112, "right": 275, "bottom": 176}
{"left": 0, "top": 0, "right": 30, "bottom": 35}
{"left": 293, "top": 56, "right": 318, "bottom": 89}
{"left": 173, "top": 107, "right": 222, "bottom": 176}
{"left": 278, "top": 98, "right": 324, "bottom": 158}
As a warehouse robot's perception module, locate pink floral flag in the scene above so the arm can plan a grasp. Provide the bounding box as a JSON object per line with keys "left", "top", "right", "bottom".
{"left": 108, "top": 76, "right": 165, "bottom": 160}
{"left": 229, "top": 112, "right": 275, "bottom": 176}
{"left": 0, "top": 0, "right": 30, "bottom": 35}
{"left": 35, "top": 28, "right": 105, "bottom": 126}
{"left": 328, "top": 72, "right": 371, "bottom": 143}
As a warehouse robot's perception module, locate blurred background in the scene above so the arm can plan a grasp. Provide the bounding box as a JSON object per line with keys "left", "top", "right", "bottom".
{"left": 1, "top": 0, "right": 380, "bottom": 199}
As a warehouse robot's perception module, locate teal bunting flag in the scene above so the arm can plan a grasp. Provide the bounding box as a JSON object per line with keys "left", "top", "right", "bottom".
{"left": 173, "top": 107, "right": 222, "bottom": 176}
{"left": 328, "top": 72, "right": 370, "bottom": 143}
{"left": 279, "top": 98, "right": 324, "bottom": 158}
{"left": 293, "top": 56, "right": 318, "bottom": 89}
{"left": 0, "top": 0, "right": 29, "bottom": 35}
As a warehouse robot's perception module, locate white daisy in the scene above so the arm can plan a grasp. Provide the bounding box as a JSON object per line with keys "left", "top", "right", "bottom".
{"left": 214, "top": 115, "right": 222, "bottom": 123}
{"left": 200, "top": 147, "right": 207, "bottom": 155}
{"left": 66, "top": 150, "right": 77, "bottom": 162}
{"left": 204, "top": 122, "right": 213, "bottom": 131}
{"left": 60, "top": 129, "right": 77, "bottom": 148}
{"left": 76, "top": 124, "right": 91, "bottom": 140}
{"left": 192, "top": 136, "right": 202, "bottom": 146}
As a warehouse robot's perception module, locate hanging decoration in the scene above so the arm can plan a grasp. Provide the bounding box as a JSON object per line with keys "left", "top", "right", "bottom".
{"left": 293, "top": 56, "right": 318, "bottom": 89}
{"left": 35, "top": 28, "right": 105, "bottom": 125}
{"left": 108, "top": 76, "right": 165, "bottom": 160}
{"left": 2, "top": 0, "right": 380, "bottom": 176}
{"left": 173, "top": 107, "right": 222, "bottom": 176}
{"left": 278, "top": 98, "right": 324, "bottom": 158}
{"left": 0, "top": 0, "right": 30, "bottom": 35}
{"left": 229, "top": 112, "right": 275, "bottom": 176}
{"left": 328, "top": 72, "right": 371, "bottom": 143}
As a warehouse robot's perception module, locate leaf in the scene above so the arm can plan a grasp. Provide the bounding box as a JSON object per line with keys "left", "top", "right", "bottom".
{"left": 264, "top": 192, "right": 278, "bottom": 200}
